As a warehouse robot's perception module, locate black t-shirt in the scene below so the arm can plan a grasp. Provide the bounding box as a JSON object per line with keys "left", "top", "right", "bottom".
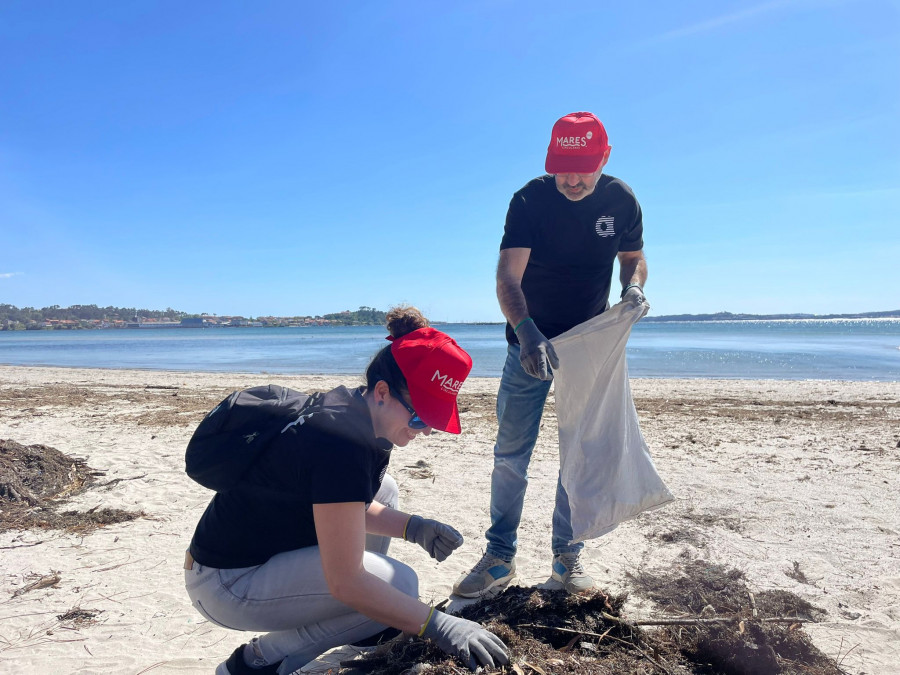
{"left": 188, "top": 386, "right": 392, "bottom": 569}
{"left": 500, "top": 174, "right": 643, "bottom": 343}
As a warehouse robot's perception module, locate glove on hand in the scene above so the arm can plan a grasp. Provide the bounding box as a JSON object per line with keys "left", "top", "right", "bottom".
{"left": 422, "top": 610, "right": 509, "bottom": 671}
{"left": 404, "top": 515, "right": 463, "bottom": 562}
{"left": 622, "top": 284, "right": 646, "bottom": 307}
{"left": 516, "top": 319, "right": 559, "bottom": 380}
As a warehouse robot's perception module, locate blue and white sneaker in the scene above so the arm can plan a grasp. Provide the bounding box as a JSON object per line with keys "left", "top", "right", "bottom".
{"left": 452, "top": 553, "right": 516, "bottom": 598}
{"left": 551, "top": 553, "right": 594, "bottom": 595}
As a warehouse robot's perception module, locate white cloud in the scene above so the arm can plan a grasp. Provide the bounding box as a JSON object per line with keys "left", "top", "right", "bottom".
{"left": 0, "top": 272, "right": 23, "bottom": 279}
{"left": 652, "top": 0, "right": 802, "bottom": 43}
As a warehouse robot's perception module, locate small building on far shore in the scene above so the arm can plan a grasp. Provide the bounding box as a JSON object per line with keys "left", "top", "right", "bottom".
{"left": 180, "top": 317, "right": 207, "bottom": 328}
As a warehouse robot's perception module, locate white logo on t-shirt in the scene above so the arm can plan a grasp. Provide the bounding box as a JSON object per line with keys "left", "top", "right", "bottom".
{"left": 595, "top": 216, "right": 615, "bottom": 237}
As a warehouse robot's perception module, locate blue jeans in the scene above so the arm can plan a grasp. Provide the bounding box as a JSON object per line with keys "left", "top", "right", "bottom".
{"left": 486, "top": 344, "right": 582, "bottom": 561}
{"left": 184, "top": 475, "right": 417, "bottom": 674}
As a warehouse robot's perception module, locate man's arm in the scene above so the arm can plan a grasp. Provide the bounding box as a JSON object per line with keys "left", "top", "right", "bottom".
{"left": 496, "top": 248, "right": 531, "bottom": 325}
{"left": 617, "top": 250, "right": 647, "bottom": 291}
{"left": 618, "top": 250, "right": 648, "bottom": 307}
{"left": 496, "top": 247, "right": 559, "bottom": 379}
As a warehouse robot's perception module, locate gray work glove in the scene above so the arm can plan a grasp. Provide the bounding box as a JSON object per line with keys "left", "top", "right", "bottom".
{"left": 515, "top": 319, "right": 559, "bottom": 380}
{"left": 421, "top": 610, "right": 509, "bottom": 671}
{"left": 621, "top": 284, "right": 646, "bottom": 307}
{"left": 404, "top": 515, "right": 463, "bottom": 562}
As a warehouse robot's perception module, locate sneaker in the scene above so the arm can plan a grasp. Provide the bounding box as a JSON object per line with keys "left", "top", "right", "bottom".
{"left": 216, "top": 644, "right": 283, "bottom": 675}
{"left": 452, "top": 553, "right": 516, "bottom": 598}
{"left": 551, "top": 553, "right": 594, "bottom": 595}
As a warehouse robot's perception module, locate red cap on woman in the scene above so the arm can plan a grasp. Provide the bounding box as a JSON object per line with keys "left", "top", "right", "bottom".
{"left": 388, "top": 328, "right": 472, "bottom": 434}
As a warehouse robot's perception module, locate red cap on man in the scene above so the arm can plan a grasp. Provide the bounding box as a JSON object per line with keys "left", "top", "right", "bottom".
{"left": 388, "top": 327, "right": 472, "bottom": 434}
{"left": 545, "top": 112, "right": 609, "bottom": 174}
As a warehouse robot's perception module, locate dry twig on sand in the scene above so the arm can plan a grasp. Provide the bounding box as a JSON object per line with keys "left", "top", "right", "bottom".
{"left": 11, "top": 572, "right": 61, "bottom": 599}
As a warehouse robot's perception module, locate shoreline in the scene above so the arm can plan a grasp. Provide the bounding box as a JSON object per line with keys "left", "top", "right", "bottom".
{"left": 3, "top": 315, "right": 899, "bottom": 332}
{"left": 643, "top": 315, "right": 900, "bottom": 324}
{"left": 1, "top": 361, "right": 897, "bottom": 384}
{"left": 1, "top": 366, "right": 898, "bottom": 673}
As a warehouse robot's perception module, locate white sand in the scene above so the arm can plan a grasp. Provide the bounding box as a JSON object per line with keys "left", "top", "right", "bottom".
{"left": 0, "top": 366, "right": 898, "bottom": 674}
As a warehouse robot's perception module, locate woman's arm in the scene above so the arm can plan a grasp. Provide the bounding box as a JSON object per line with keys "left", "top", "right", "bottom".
{"left": 313, "top": 501, "right": 431, "bottom": 634}
{"left": 315, "top": 499, "right": 508, "bottom": 669}
{"left": 367, "top": 501, "right": 464, "bottom": 562}
{"left": 364, "top": 500, "right": 409, "bottom": 538}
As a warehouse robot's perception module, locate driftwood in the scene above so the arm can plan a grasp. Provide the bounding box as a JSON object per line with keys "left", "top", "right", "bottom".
{"left": 11, "top": 572, "right": 61, "bottom": 598}
{"left": 603, "top": 611, "right": 807, "bottom": 626}
{"left": 518, "top": 612, "right": 807, "bottom": 631}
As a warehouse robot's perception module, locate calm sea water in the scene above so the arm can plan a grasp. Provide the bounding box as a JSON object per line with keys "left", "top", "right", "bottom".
{"left": 1, "top": 320, "right": 898, "bottom": 381}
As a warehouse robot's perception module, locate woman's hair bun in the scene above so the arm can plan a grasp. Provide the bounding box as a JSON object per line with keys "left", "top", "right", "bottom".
{"left": 385, "top": 305, "right": 429, "bottom": 339}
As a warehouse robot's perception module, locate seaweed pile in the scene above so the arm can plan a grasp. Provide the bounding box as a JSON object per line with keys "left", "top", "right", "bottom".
{"left": 0, "top": 439, "right": 142, "bottom": 533}
{"left": 339, "top": 560, "right": 844, "bottom": 674}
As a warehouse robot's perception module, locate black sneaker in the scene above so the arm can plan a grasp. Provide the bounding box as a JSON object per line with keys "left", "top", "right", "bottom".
{"left": 216, "top": 644, "right": 283, "bottom": 675}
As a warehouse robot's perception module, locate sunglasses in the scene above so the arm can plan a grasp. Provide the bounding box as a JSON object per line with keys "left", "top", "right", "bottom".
{"left": 388, "top": 386, "right": 428, "bottom": 429}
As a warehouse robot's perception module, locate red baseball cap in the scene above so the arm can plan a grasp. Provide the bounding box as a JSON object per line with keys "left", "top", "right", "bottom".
{"left": 388, "top": 327, "right": 473, "bottom": 434}
{"left": 545, "top": 111, "right": 609, "bottom": 174}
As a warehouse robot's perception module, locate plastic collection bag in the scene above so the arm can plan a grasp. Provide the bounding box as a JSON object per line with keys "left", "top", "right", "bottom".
{"left": 551, "top": 300, "right": 674, "bottom": 543}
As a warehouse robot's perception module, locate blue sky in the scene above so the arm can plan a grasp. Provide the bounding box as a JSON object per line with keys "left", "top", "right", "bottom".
{"left": 1, "top": 1, "right": 897, "bottom": 322}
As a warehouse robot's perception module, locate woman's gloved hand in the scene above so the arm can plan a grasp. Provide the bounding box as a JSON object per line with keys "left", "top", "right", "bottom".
{"left": 421, "top": 609, "right": 509, "bottom": 671}
{"left": 404, "top": 515, "right": 464, "bottom": 562}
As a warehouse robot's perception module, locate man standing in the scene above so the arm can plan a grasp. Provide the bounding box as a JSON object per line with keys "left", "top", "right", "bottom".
{"left": 453, "top": 112, "right": 648, "bottom": 597}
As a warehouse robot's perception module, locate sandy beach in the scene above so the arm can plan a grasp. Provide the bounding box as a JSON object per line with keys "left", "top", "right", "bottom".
{"left": 1, "top": 365, "right": 898, "bottom": 674}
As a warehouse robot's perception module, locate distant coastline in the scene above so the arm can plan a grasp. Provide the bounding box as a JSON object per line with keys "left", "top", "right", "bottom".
{"left": 462, "top": 309, "right": 900, "bottom": 325}
{"left": 0, "top": 304, "right": 387, "bottom": 331}
{"left": 2, "top": 303, "right": 898, "bottom": 331}
{"left": 640, "top": 309, "right": 900, "bottom": 322}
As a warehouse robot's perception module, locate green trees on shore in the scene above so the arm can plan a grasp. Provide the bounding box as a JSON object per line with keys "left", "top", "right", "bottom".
{"left": 1, "top": 303, "right": 185, "bottom": 324}
{"left": 321, "top": 306, "right": 387, "bottom": 325}
{"left": 0, "top": 304, "right": 389, "bottom": 330}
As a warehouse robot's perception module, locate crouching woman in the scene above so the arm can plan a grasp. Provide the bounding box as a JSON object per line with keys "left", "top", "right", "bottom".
{"left": 184, "top": 307, "right": 508, "bottom": 674}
